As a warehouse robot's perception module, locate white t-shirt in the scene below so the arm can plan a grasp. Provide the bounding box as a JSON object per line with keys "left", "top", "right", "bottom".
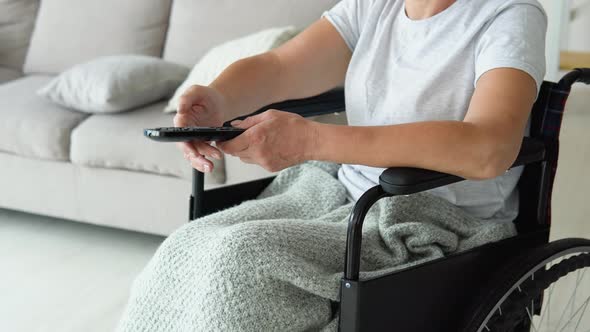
{"left": 324, "top": 0, "right": 547, "bottom": 223}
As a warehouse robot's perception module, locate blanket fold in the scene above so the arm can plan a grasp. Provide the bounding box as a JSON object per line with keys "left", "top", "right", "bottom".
{"left": 117, "top": 162, "right": 516, "bottom": 332}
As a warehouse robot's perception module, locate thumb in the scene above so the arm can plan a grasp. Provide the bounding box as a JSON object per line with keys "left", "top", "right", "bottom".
{"left": 177, "top": 85, "right": 207, "bottom": 114}
{"left": 231, "top": 113, "right": 267, "bottom": 129}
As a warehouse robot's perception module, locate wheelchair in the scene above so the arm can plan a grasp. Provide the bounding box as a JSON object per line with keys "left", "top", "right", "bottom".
{"left": 151, "top": 68, "right": 590, "bottom": 331}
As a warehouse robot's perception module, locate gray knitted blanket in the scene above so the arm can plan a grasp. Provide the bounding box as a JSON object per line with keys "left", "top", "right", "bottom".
{"left": 117, "top": 162, "right": 516, "bottom": 332}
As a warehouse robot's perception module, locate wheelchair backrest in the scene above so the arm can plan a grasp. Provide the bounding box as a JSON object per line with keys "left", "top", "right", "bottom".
{"left": 514, "top": 74, "right": 577, "bottom": 233}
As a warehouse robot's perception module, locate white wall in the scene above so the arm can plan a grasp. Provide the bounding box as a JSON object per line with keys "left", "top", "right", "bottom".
{"left": 568, "top": 0, "right": 590, "bottom": 51}
{"left": 538, "top": 0, "right": 566, "bottom": 81}
{"left": 538, "top": 0, "right": 590, "bottom": 80}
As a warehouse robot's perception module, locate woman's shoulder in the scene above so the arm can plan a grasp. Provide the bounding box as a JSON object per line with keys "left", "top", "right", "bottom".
{"left": 458, "top": 0, "right": 546, "bottom": 36}
{"left": 469, "top": 0, "right": 546, "bottom": 20}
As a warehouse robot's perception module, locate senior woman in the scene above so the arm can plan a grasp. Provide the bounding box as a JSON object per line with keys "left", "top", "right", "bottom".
{"left": 117, "top": 0, "right": 547, "bottom": 330}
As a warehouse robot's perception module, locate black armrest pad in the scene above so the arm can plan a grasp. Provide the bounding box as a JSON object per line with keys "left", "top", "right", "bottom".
{"left": 224, "top": 89, "right": 345, "bottom": 125}
{"left": 379, "top": 137, "right": 546, "bottom": 195}
{"left": 379, "top": 168, "right": 463, "bottom": 196}
{"left": 512, "top": 137, "right": 546, "bottom": 167}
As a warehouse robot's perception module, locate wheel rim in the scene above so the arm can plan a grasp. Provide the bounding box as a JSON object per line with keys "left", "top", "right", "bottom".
{"left": 531, "top": 255, "right": 590, "bottom": 331}
{"left": 478, "top": 247, "right": 590, "bottom": 332}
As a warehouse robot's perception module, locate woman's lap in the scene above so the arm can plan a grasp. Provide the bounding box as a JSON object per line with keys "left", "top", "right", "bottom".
{"left": 116, "top": 162, "right": 515, "bottom": 331}
{"left": 117, "top": 163, "right": 353, "bottom": 331}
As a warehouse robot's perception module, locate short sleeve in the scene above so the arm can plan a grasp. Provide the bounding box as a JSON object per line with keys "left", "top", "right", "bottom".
{"left": 475, "top": 4, "right": 547, "bottom": 94}
{"left": 322, "top": 0, "right": 370, "bottom": 51}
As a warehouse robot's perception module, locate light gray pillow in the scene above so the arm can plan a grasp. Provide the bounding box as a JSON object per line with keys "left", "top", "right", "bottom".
{"left": 38, "top": 55, "right": 189, "bottom": 113}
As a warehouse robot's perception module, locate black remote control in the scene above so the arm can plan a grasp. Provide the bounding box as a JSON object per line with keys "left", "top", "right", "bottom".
{"left": 144, "top": 127, "right": 245, "bottom": 142}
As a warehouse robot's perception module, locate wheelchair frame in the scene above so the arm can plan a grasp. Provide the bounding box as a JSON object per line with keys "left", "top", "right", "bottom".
{"left": 182, "top": 69, "right": 590, "bottom": 331}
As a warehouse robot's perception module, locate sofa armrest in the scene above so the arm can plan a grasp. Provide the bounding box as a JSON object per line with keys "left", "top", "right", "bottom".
{"left": 379, "top": 137, "right": 546, "bottom": 195}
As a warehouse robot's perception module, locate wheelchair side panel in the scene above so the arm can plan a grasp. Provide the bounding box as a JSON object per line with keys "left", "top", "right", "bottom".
{"left": 338, "top": 229, "right": 549, "bottom": 332}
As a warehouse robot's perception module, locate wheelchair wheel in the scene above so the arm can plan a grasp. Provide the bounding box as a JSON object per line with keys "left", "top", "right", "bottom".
{"left": 467, "top": 238, "right": 590, "bottom": 332}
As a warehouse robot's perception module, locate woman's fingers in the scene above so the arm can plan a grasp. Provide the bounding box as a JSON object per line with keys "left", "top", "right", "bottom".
{"left": 194, "top": 141, "right": 222, "bottom": 160}
{"left": 189, "top": 154, "right": 214, "bottom": 173}
{"left": 217, "top": 134, "right": 250, "bottom": 155}
{"left": 178, "top": 85, "right": 206, "bottom": 114}
{"left": 177, "top": 141, "right": 222, "bottom": 160}
{"left": 231, "top": 111, "right": 269, "bottom": 129}
{"left": 172, "top": 85, "right": 226, "bottom": 172}
{"left": 177, "top": 142, "right": 198, "bottom": 159}
{"left": 178, "top": 141, "right": 221, "bottom": 172}
{"left": 173, "top": 112, "right": 195, "bottom": 128}
{"left": 219, "top": 111, "right": 275, "bottom": 155}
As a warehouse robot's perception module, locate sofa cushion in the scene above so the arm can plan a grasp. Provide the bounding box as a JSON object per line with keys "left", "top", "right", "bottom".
{"left": 0, "top": 0, "right": 39, "bottom": 70}
{"left": 165, "top": 26, "right": 299, "bottom": 113}
{"left": 163, "top": 0, "right": 339, "bottom": 67}
{"left": 24, "top": 0, "right": 172, "bottom": 74}
{"left": 70, "top": 102, "right": 225, "bottom": 184}
{"left": 0, "top": 76, "right": 88, "bottom": 160}
{"left": 38, "top": 55, "right": 189, "bottom": 113}
{"left": 0, "top": 67, "right": 22, "bottom": 84}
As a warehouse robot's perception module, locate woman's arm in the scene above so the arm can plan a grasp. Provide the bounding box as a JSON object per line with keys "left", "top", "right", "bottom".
{"left": 219, "top": 68, "right": 538, "bottom": 180}
{"left": 175, "top": 18, "right": 352, "bottom": 172}
{"left": 209, "top": 18, "right": 352, "bottom": 122}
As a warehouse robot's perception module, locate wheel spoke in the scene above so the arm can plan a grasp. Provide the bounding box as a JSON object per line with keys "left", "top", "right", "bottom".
{"left": 481, "top": 253, "right": 590, "bottom": 332}
{"left": 557, "top": 270, "right": 582, "bottom": 329}
{"left": 573, "top": 296, "right": 589, "bottom": 332}
{"left": 558, "top": 295, "right": 590, "bottom": 331}
{"left": 560, "top": 267, "right": 588, "bottom": 332}
{"left": 537, "top": 282, "right": 555, "bottom": 330}
{"left": 526, "top": 305, "right": 540, "bottom": 332}
{"left": 538, "top": 282, "right": 556, "bottom": 330}
{"left": 570, "top": 269, "right": 587, "bottom": 324}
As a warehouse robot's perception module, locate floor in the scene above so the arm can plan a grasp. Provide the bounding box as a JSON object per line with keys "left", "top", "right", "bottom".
{"left": 0, "top": 210, "right": 164, "bottom": 332}
{"left": 0, "top": 91, "right": 589, "bottom": 331}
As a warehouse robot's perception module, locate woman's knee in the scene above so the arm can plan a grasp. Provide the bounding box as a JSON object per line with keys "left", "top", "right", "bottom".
{"left": 207, "top": 221, "right": 275, "bottom": 267}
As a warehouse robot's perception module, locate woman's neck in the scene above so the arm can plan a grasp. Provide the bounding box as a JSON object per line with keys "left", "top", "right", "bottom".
{"left": 405, "top": 0, "right": 457, "bottom": 20}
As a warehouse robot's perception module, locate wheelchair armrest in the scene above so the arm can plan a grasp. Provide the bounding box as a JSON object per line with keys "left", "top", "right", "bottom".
{"left": 379, "top": 168, "right": 463, "bottom": 196}
{"left": 378, "top": 137, "right": 546, "bottom": 195}
{"left": 223, "top": 89, "right": 345, "bottom": 125}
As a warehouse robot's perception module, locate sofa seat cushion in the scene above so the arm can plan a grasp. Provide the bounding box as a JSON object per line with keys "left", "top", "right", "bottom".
{"left": 163, "top": 0, "right": 339, "bottom": 67}
{"left": 0, "top": 76, "right": 88, "bottom": 160}
{"left": 24, "top": 0, "right": 172, "bottom": 74}
{"left": 0, "top": 67, "right": 22, "bottom": 84}
{"left": 70, "top": 102, "right": 225, "bottom": 184}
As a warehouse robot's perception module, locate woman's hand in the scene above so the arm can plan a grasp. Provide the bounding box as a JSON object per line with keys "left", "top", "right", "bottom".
{"left": 174, "top": 85, "right": 228, "bottom": 173}
{"left": 217, "top": 110, "right": 319, "bottom": 172}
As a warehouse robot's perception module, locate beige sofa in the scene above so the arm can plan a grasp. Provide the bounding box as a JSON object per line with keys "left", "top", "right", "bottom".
{"left": 0, "top": 0, "right": 340, "bottom": 236}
